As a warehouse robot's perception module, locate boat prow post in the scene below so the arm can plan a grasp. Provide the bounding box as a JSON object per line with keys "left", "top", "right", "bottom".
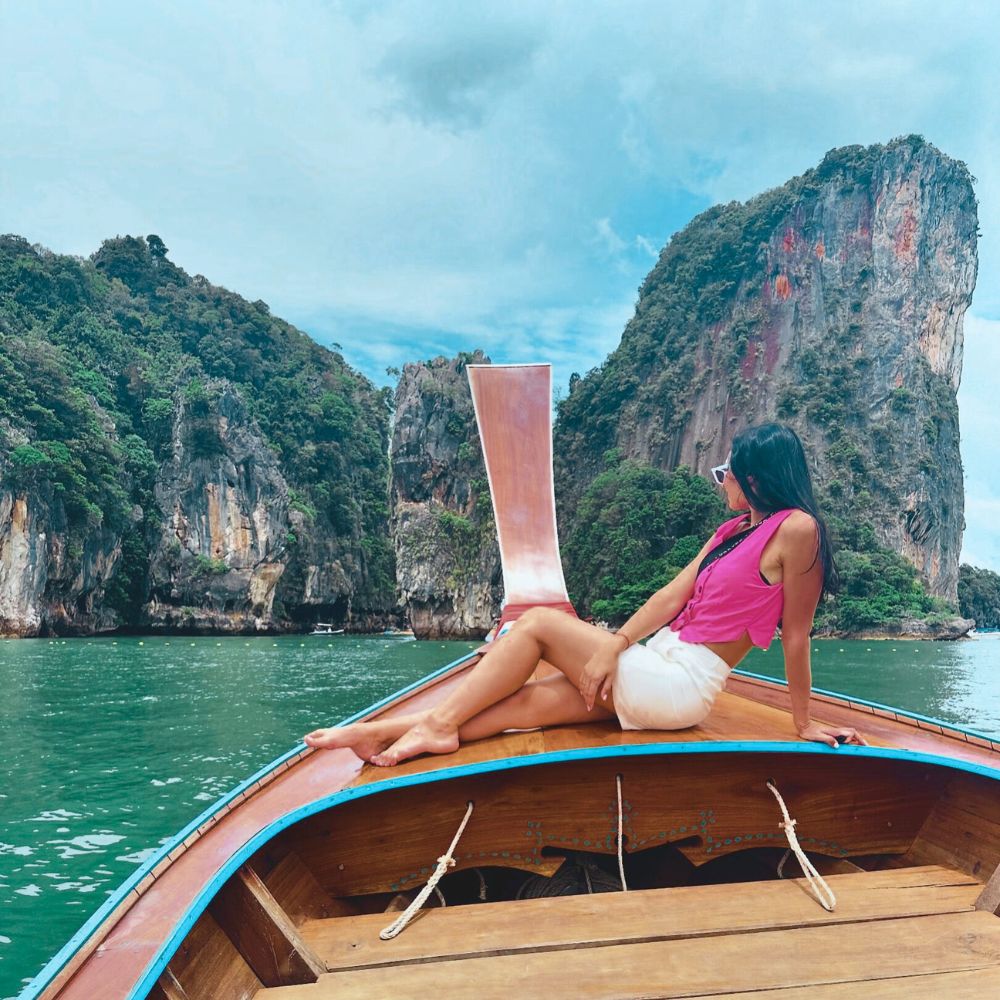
{"left": 467, "top": 363, "right": 577, "bottom": 635}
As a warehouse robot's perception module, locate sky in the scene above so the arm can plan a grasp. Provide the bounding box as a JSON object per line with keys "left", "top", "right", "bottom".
{"left": 1, "top": 0, "right": 997, "bottom": 571}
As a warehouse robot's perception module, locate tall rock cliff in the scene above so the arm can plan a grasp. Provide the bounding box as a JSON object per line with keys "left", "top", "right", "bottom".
{"left": 0, "top": 422, "right": 122, "bottom": 636}
{"left": 555, "top": 136, "right": 978, "bottom": 603}
{"left": 390, "top": 352, "right": 502, "bottom": 639}
{"left": 145, "top": 382, "right": 291, "bottom": 631}
{"left": 0, "top": 234, "right": 395, "bottom": 635}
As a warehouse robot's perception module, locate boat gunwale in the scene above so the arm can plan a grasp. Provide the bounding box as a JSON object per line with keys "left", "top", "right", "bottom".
{"left": 25, "top": 655, "right": 1000, "bottom": 999}
{"left": 732, "top": 667, "right": 1000, "bottom": 749}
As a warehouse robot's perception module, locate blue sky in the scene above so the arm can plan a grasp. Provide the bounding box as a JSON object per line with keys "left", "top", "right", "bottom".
{"left": 1, "top": 0, "right": 997, "bottom": 571}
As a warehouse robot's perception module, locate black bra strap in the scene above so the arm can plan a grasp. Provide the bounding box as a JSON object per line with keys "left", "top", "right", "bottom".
{"left": 696, "top": 518, "right": 763, "bottom": 579}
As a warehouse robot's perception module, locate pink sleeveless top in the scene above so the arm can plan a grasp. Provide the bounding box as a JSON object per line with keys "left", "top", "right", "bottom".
{"left": 669, "top": 508, "right": 798, "bottom": 650}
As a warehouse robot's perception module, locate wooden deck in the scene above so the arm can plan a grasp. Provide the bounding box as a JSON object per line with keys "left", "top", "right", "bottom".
{"left": 251, "top": 866, "right": 1000, "bottom": 999}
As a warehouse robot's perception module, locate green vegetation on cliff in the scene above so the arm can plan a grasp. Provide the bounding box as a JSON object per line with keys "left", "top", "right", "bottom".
{"left": 0, "top": 233, "right": 393, "bottom": 625}
{"left": 561, "top": 457, "right": 962, "bottom": 637}
{"left": 811, "top": 514, "right": 957, "bottom": 634}
{"left": 563, "top": 457, "right": 727, "bottom": 622}
{"left": 959, "top": 564, "right": 1000, "bottom": 629}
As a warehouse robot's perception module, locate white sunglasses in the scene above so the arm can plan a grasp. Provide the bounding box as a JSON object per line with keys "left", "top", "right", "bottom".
{"left": 710, "top": 454, "right": 731, "bottom": 486}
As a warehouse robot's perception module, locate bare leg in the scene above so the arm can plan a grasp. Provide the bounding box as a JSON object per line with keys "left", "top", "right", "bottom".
{"left": 459, "top": 674, "right": 614, "bottom": 742}
{"left": 373, "top": 608, "right": 618, "bottom": 766}
{"left": 304, "top": 670, "right": 614, "bottom": 762}
{"left": 304, "top": 714, "right": 422, "bottom": 760}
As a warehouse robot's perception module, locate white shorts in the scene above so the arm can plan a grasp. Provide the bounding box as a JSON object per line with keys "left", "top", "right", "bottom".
{"left": 613, "top": 626, "right": 731, "bottom": 731}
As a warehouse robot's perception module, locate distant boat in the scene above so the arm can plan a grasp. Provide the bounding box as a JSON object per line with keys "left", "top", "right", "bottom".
{"left": 382, "top": 628, "right": 415, "bottom": 639}
{"left": 309, "top": 623, "right": 344, "bottom": 636}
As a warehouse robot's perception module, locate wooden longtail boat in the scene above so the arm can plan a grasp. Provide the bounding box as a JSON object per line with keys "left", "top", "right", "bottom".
{"left": 25, "top": 365, "right": 1000, "bottom": 1000}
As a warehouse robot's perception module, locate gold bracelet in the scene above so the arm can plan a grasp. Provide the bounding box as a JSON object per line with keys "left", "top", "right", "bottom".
{"left": 613, "top": 631, "right": 633, "bottom": 649}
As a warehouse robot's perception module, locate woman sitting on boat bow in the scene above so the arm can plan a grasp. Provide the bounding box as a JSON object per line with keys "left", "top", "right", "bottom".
{"left": 306, "top": 422, "right": 867, "bottom": 765}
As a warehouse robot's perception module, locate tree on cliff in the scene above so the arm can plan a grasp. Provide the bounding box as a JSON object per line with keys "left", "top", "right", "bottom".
{"left": 562, "top": 457, "right": 727, "bottom": 623}
{"left": 959, "top": 564, "right": 1000, "bottom": 629}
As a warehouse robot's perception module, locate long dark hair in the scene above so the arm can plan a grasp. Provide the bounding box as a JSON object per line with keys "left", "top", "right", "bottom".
{"left": 729, "top": 422, "right": 839, "bottom": 598}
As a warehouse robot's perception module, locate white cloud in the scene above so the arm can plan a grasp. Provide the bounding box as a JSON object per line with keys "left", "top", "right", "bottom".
{"left": 635, "top": 235, "right": 659, "bottom": 258}
{"left": 375, "top": 11, "right": 542, "bottom": 131}
{"left": 594, "top": 218, "right": 626, "bottom": 256}
{"left": 296, "top": 291, "right": 636, "bottom": 397}
{"left": 6, "top": 1, "right": 996, "bottom": 321}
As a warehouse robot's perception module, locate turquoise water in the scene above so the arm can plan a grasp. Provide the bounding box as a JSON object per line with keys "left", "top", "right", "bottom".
{"left": 1, "top": 632, "right": 998, "bottom": 997}
{"left": 0, "top": 635, "right": 477, "bottom": 999}
{"left": 744, "top": 632, "right": 1000, "bottom": 736}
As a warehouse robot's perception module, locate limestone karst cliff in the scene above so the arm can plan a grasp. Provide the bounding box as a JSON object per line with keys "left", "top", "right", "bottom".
{"left": 145, "top": 382, "right": 291, "bottom": 632}
{"left": 0, "top": 234, "right": 394, "bottom": 636}
{"left": 555, "top": 136, "right": 979, "bottom": 611}
{"left": 0, "top": 424, "right": 122, "bottom": 636}
{"left": 0, "top": 136, "right": 984, "bottom": 639}
{"left": 390, "top": 352, "right": 502, "bottom": 638}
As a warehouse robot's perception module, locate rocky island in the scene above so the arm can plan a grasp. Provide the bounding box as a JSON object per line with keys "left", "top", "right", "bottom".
{"left": 0, "top": 234, "right": 395, "bottom": 635}
{"left": 390, "top": 352, "right": 501, "bottom": 638}
{"left": 1, "top": 137, "right": 996, "bottom": 639}
{"left": 555, "top": 135, "right": 980, "bottom": 639}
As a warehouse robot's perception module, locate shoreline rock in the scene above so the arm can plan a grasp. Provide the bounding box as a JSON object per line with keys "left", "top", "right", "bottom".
{"left": 812, "top": 614, "right": 976, "bottom": 641}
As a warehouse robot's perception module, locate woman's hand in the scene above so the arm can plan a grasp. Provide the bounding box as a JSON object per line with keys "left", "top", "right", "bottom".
{"left": 578, "top": 645, "right": 620, "bottom": 712}
{"left": 796, "top": 721, "right": 868, "bottom": 748}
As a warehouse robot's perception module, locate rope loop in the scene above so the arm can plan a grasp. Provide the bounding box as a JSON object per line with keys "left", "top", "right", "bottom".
{"left": 766, "top": 781, "right": 836, "bottom": 912}
{"left": 616, "top": 773, "right": 628, "bottom": 892}
{"left": 380, "top": 800, "right": 475, "bottom": 940}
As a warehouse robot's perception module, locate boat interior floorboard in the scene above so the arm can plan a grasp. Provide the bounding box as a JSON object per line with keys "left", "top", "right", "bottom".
{"left": 251, "top": 865, "right": 1000, "bottom": 999}
{"left": 706, "top": 967, "right": 1000, "bottom": 999}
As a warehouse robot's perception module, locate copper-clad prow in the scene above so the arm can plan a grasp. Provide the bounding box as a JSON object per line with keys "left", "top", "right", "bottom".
{"left": 467, "top": 364, "right": 575, "bottom": 628}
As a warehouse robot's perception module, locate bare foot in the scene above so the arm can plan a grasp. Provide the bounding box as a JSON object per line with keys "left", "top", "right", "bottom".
{"left": 303, "top": 722, "right": 395, "bottom": 762}
{"left": 371, "top": 718, "right": 459, "bottom": 767}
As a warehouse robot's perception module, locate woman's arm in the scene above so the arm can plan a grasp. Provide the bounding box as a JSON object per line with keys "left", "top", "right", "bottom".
{"left": 615, "top": 534, "right": 720, "bottom": 644}
{"left": 578, "top": 533, "right": 720, "bottom": 711}
{"left": 780, "top": 514, "right": 866, "bottom": 747}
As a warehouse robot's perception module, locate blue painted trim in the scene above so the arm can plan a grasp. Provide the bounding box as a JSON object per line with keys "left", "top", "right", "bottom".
{"left": 121, "top": 736, "right": 1000, "bottom": 999}
{"left": 19, "top": 649, "right": 480, "bottom": 1000}
{"left": 732, "top": 667, "right": 1000, "bottom": 744}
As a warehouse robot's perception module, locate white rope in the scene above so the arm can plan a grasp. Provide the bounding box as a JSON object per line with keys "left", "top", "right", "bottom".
{"left": 776, "top": 848, "right": 792, "bottom": 879}
{"left": 616, "top": 773, "right": 628, "bottom": 892}
{"left": 380, "top": 801, "right": 475, "bottom": 940}
{"left": 766, "top": 781, "right": 836, "bottom": 912}
{"left": 475, "top": 867, "right": 487, "bottom": 901}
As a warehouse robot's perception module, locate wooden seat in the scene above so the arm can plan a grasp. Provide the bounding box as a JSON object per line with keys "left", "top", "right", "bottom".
{"left": 709, "top": 967, "right": 1000, "bottom": 998}
{"left": 256, "top": 866, "right": 1000, "bottom": 998}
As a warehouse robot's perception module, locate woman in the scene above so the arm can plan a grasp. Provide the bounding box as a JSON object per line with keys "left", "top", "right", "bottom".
{"left": 306, "top": 422, "right": 866, "bottom": 765}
